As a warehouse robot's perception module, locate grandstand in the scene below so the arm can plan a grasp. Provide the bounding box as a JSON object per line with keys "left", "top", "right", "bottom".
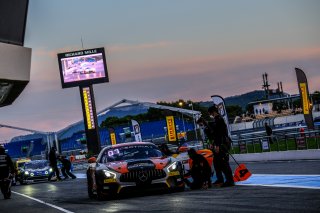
{"left": 3, "top": 138, "right": 46, "bottom": 159}
{"left": 2, "top": 99, "right": 200, "bottom": 159}
{"left": 5, "top": 97, "right": 318, "bottom": 160}
{"left": 59, "top": 119, "right": 194, "bottom": 152}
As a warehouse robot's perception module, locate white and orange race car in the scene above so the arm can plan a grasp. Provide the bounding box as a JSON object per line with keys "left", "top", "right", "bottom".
{"left": 87, "top": 142, "right": 185, "bottom": 199}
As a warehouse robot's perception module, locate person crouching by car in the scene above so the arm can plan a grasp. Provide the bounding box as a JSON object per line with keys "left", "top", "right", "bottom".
{"left": 58, "top": 155, "right": 76, "bottom": 180}
{"left": 185, "top": 148, "right": 212, "bottom": 189}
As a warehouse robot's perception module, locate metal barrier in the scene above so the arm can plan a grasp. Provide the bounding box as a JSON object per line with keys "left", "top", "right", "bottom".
{"left": 231, "top": 129, "right": 320, "bottom": 154}
{"left": 72, "top": 161, "right": 88, "bottom": 171}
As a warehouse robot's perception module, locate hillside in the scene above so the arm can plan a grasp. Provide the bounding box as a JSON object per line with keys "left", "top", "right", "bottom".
{"left": 224, "top": 90, "right": 267, "bottom": 109}
{"left": 199, "top": 90, "right": 269, "bottom": 109}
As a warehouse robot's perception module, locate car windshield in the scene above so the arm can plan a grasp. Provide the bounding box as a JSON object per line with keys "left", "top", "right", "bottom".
{"left": 180, "top": 141, "right": 204, "bottom": 150}
{"left": 100, "top": 144, "right": 163, "bottom": 163}
{"left": 17, "top": 162, "right": 27, "bottom": 168}
{"left": 24, "top": 161, "right": 49, "bottom": 170}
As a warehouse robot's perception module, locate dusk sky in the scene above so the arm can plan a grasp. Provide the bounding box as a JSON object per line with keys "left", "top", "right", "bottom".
{"left": 1, "top": 0, "right": 320, "bottom": 140}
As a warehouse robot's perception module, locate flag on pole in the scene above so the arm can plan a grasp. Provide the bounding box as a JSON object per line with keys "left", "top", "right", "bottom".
{"left": 166, "top": 116, "right": 177, "bottom": 143}
{"left": 131, "top": 120, "right": 142, "bottom": 142}
{"left": 295, "top": 68, "right": 314, "bottom": 130}
{"left": 211, "top": 95, "right": 231, "bottom": 137}
{"left": 108, "top": 127, "right": 117, "bottom": 145}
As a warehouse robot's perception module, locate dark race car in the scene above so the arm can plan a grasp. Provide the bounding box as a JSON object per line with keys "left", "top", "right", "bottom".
{"left": 19, "top": 160, "right": 53, "bottom": 184}
{"left": 87, "top": 142, "right": 185, "bottom": 199}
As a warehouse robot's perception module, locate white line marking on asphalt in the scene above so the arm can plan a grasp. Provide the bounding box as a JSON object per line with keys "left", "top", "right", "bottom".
{"left": 236, "top": 174, "right": 320, "bottom": 189}
{"left": 74, "top": 173, "right": 86, "bottom": 179}
{"left": 237, "top": 183, "right": 320, "bottom": 190}
{"left": 251, "top": 174, "right": 320, "bottom": 177}
{"left": 12, "top": 191, "right": 74, "bottom": 213}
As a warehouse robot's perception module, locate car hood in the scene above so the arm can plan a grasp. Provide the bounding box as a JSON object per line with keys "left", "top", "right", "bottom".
{"left": 24, "top": 166, "right": 51, "bottom": 172}
{"left": 105, "top": 157, "right": 171, "bottom": 173}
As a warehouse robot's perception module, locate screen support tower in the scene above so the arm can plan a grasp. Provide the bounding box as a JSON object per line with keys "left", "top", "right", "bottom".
{"left": 79, "top": 85, "right": 101, "bottom": 155}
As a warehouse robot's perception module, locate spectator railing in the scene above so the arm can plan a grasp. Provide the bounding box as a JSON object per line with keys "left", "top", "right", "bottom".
{"left": 230, "top": 129, "right": 320, "bottom": 154}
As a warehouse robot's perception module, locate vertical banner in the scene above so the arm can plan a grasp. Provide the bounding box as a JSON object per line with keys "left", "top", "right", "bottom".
{"left": 131, "top": 120, "right": 142, "bottom": 142}
{"left": 79, "top": 86, "right": 101, "bottom": 155}
{"left": 166, "top": 116, "right": 177, "bottom": 142}
{"left": 211, "top": 95, "right": 231, "bottom": 137}
{"left": 108, "top": 127, "right": 117, "bottom": 145}
{"left": 82, "top": 87, "right": 95, "bottom": 130}
{"left": 295, "top": 68, "right": 314, "bottom": 130}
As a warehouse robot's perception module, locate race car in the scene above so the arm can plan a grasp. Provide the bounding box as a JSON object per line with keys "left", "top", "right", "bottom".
{"left": 15, "top": 158, "right": 31, "bottom": 176}
{"left": 14, "top": 158, "right": 31, "bottom": 185}
{"left": 78, "top": 62, "right": 96, "bottom": 74}
{"left": 87, "top": 142, "right": 185, "bottom": 199}
{"left": 19, "top": 160, "right": 53, "bottom": 184}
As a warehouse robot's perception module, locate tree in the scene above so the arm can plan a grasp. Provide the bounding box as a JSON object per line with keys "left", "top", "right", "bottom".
{"left": 226, "top": 105, "right": 243, "bottom": 121}
{"left": 99, "top": 99, "right": 212, "bottom": 129}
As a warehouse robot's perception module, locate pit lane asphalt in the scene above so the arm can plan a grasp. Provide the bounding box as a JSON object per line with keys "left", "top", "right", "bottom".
{"left": 2, "top": 160, "right": 320, "bottom": 213}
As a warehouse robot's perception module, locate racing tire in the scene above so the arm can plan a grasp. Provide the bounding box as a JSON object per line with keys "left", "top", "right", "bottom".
{"left": 175, "top": 185, "right": 185, "bottom": 192}
{"left": 170, "top": 184, "right": 185, "bottom": 193}
{"left": 96, "top": 183, "right": 107, "bottom": 201}
{"left": 19, "top": 180, "right": 26, "bottom": 185}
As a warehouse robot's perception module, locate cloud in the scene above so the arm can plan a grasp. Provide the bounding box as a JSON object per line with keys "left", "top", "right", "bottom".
{"left": 108, "top": 41, "right": 175, "bottom": 53}
{"left": 110, "top": 46, "right": 320, "bottom": 84}
{"left": 1, "top": 45, "right": 319, "bottom": 140}
{"left": 32, "top": 41, "right": 175, "bottom": 58}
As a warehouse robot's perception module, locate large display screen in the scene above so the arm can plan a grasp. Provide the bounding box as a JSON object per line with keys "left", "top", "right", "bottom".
{"left": 57, "top": 47, "right": 109, "bottom": 88}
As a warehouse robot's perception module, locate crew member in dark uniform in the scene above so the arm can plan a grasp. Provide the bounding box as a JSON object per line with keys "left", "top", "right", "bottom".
{"left": 159, "top": 143, "right": 174, "bottom": 157}
{"left": 265, "top": 122, "right": 274, "bottom": 144}
{"left": 48, "top": 147, "right": 62, "bottom": 181}
{"left": 197, "top": 117, "right": 215, "bottom": 149}
{"left": 0, "top": 145, "right": 14, "bottom": 199}
{"left": 185, "top": 148, "right": 212, "bottom": 189}
{"left": 58, "top": 155, "right": 76, "bottom": 179}
{"left": 207, "top": 105, "right": 235, "bottom": 187}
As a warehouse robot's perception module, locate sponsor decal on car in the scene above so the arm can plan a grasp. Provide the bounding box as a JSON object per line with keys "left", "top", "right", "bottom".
{"left": 104, "top": 179, "right": 117, "bottom": 183}
{"left": 168, "top": 171, "right": 180, "bottom": 176}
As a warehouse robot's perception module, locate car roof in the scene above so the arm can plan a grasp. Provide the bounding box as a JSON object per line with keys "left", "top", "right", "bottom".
{"left": 16, "top": 158, "right": 31, "bottom": 163}
{"left": 103, "top": 142, "right": 156, "bottom": 150}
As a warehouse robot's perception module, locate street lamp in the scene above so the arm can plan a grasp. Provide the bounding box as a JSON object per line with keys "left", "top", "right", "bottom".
{"left": 189, "top": 102, "right": 198, "bottom": 141}
{"left": 178, "top": 101, "right": 186, "bottom": 133}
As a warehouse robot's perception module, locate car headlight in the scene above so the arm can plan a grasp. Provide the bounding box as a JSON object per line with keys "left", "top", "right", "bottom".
{"left": 30, "top": 173, "right": 34, "bottom": 177}
{"left": 167, "top": 162, "right": 178, "bottom": 172}
{"left": 49, "top": 168, "right": 53, "bottom": 172}
{"left": 24, "top": 171, "right": 29, "bottom": 175}
{"left": 45, "top": 171, "right": 49, "bottom": 175}
{"left": 103, "top": 170, "right": 116, "bottom": 179}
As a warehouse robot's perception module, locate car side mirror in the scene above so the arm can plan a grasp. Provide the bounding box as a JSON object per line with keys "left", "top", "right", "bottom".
{"left": 88, "top": 157, "right": 97, "bottom": 163}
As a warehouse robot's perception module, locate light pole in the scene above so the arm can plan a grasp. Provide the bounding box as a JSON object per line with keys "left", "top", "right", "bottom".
{"left": 178, "top": 102, "right": 186, "bottom": 133}
{"left": 189, "top": 102, "right": 198, "bottom": 141}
